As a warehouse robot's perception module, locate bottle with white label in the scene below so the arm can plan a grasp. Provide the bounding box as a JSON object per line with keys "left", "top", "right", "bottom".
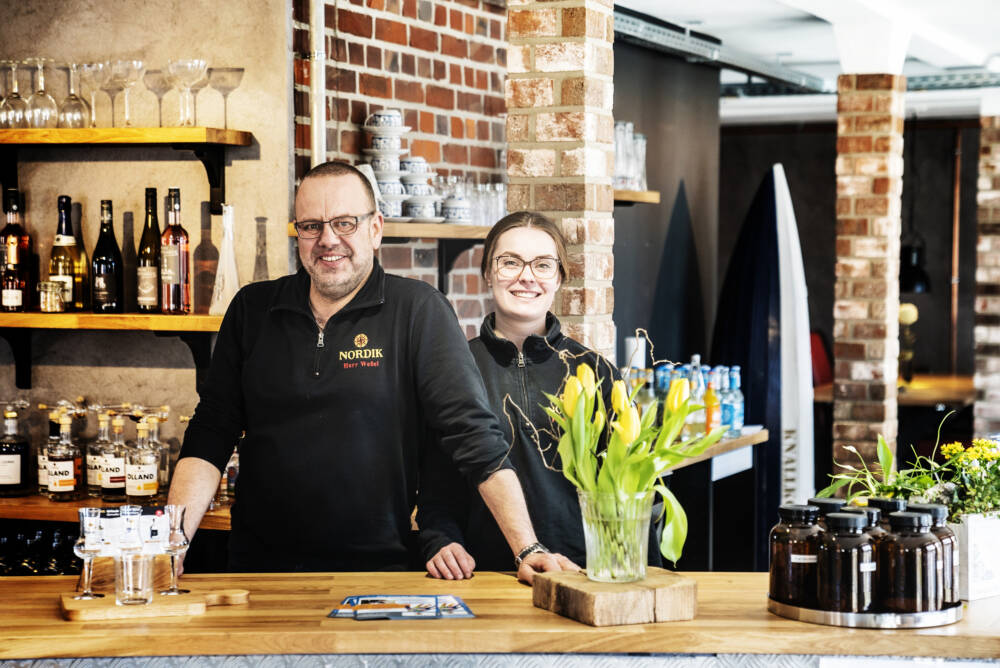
{"left": 48, "top": 195, "right": 77, "bottom": 310}
{"left": 147, "top": 415, "right": 171, "bottom": 490}
{"left": 137, "top": 187, "right": 161, "bottom": 312}
{"left": 0, "top": 408, "right": 31, "bottom": 497}
{"left": 100, "top": 415, "right": 127, "bottom": 502}
{"left": 769, "top": 504, "right": 821, "bottom": 608}
{"left": 728, "top": 365, "right": 745, "bottom": 437}
{"left": 86, "top": 413, "right": 110, "bottom": 498}
{"left": 47, "top": 415, "right": 83, "bottom": 501}
{"left": 126, "top": 420, "right": 159, "bottom": 503}
{"left": 37, "top": 411, "right": 61, "bottom": 497}
{"left": 817, "top": 512, "right": 874, "bottom": 612}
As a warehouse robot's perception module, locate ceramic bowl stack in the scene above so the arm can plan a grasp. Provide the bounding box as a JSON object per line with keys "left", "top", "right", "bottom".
{"left": 442, "top": 192, "right": 472, "bottom": 224}
{"left": 399, "top": 156, "right": 443, "bottom": 223}
{"left": 363, "top": 109, "right": 411, "bottom": 219}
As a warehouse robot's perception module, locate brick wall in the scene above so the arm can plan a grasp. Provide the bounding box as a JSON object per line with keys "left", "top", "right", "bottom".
{"left": 974, "top": 116, "right": 1000, "bottom": 435}
{"left": 291, "top": 0, "right": 506, "bottom": 336}
{"left": 831, "top": 73, "right": 906, "bottom": 468}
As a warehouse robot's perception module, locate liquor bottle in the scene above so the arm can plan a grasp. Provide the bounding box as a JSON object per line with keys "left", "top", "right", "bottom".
{"left": 73, "top": 208, "right": 89, "bottom": 311}
{"left": 100, "top": 415, "right": 127, "bottom": 502}
{"left": 48, "top": 195, "right": 77, "bottom": 310}
{"left": 1, "top": 188, "right": 34, "bottom": 305}
{"left": 86, "top": 412, "right": 110, "bottom": 498}
{"left": 703, "top": 370, "right": 722, "bottom": 435}
{"left": 47, "top": 414, "right": 83, "bottom": 501}
{"left": 37, "top": 411, "right": 61, "bottom": 496}
{"left": 137, "top": 187, "right": 161, "bottom": 312}
{"left": 91, "top": 200, "right": 124, "bottom": 313}
{"left": 1, "top": 241, "right": 26, "bottom": 312}
{"left": 126, "top": 420, "right": 159, "bottom": 504}
{"left": 160, "top": 187, "right": 191, "bottom": 314}
{"left": 635, "top": 369, "right": 657, "bottom": 420}
{"left": 0, "top": 408, "right": 31, "bottom": 497}
{"left": 728, "top": 365, "right": 745, "bottom": 437}
{"left": 147, "top": 416, "right": 171, "bottom": 490}
{"left": 686, "top": 354, "right": 706, "bottom": 435}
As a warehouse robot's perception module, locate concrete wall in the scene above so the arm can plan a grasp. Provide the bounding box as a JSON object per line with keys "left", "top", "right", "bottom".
{"left": 1, "top": 0, "right": 293, "bottom": 447}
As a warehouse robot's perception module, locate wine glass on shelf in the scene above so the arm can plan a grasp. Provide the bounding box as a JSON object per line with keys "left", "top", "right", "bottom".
{"left": 207, "top": 67, "right": 244, "bottom": 129}
{"left": 167, "top": 59, "right": 207, "bottom": 127}
{"left": 190, "top": 73, "right": 209, "bottom": 127}
{"left": 72, "top": 507, "right": 105, "bottom": 600}
{"left": 159, "top": 504, "right": 190, "bottom": 595}
{"left": 58, "top": 63, "right": 91, "bottom": 128}
{"left": 24, "top": 57, "right": 58, "bottom": 128}
{"left": 111, "top": 60, "right": 144, "bottom": 127}
{"left": 100, "top": 63, "right": 125, "bottom": 128}
{"left": 143, "top": 69, "right": 172, "bottom": 127}
{"left": 1, "top": 60, "right": 29, "bottom": 128}
{"left": 80, "top": 62, "right": 109, "bottom": 127}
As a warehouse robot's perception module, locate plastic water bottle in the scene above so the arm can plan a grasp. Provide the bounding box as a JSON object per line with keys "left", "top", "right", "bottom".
{"left": 716, "top": 366, "right": 733, "bottom": 433}
{"left": 728, "top": 365, "right": 745, "bottom": 437}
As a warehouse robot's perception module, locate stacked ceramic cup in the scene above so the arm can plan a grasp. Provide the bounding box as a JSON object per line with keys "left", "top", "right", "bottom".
{"left": 399, "top": 156, "right": 443, "bottom": 223}
{"left": 363, "top": 109, "right": 411, "bottom": 219}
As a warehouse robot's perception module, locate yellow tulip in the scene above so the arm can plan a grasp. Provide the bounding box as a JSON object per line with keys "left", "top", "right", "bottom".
{"left": 562, "top": 376, "right": 583, "bottom": 418}
{"left": 666, "top": 378, "right": 690, "bottom": 413}
{"left": 576, "top": 363, "right": 596, "bottom": 398}
{"left": 612, "top": 405, "right": 641, "bottom": 443}
{"left": 592, "top": 408, "right": 605, "bottom": 433}
{"left": 611, "top": 379, "right": 628, "bottom": 415}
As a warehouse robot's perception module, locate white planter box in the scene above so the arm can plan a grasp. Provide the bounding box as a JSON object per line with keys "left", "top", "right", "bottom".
{"left": 947, "top": 512, "right": 1000, "bottom": 601}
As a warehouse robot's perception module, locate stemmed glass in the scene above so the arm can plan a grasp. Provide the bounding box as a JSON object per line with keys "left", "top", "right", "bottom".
{"left": 80, "top": 62, "right": 109, "bottom": 127}
{"left": 0, "top": 60, "right": 29, "bottom": 128}
{"left": 143, "top": 69, "right": 172, "bottom": 127}
{"left": 207, "top": 67, "right": 244, "bottom": 129}
{"left": 190, "top": 73, "right": 209, "bottom": 127}
{"left": 72, "top": 508, "right": 105, "bottom": 600}
{"left": 159, "top": 504, "right": 190, "bottom": 595}
{"left": 111, "top": 59, "right": 144, "bottom": 127}
{"left": 167, "top": 59, "right": 207, "bottom": 127}
{"left": 100, "top": 63, "right": 125, "bottom": 128}
{"left": 58, "top": 63, "right": 91, "bottom": 128}
{"left": 24, "top": 57, "right": 58, "bottom": 128}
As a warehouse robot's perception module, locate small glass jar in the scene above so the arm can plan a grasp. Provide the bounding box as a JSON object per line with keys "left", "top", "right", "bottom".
{"left": 880, "top": 511, "right": 941, "bottom": 613}
{"left": 908, "top": 503, "right": 959, "bottom": 605}
{"left": 817, "top": 512, "right": 874, "bottom": 612}
{"left": 38, "top": 280, "right": 65, "bottom": 312}
{"left": 769, "top": 504, "right": 821, "bottom": 608}
{"left": 807, "top": 497, "right": 846, "bottom": 531}
{"left": 867, "top": 497, "right": 907, "bottom": 531}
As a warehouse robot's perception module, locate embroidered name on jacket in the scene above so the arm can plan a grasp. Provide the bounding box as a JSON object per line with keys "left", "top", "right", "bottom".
{"left": 340, "top": 332, "right": 383, "bottom": 367}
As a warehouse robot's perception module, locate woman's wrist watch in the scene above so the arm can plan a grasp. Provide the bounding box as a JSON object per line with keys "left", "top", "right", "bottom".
{"left": 514, "top": 542, "right": 550, "bottom": 568}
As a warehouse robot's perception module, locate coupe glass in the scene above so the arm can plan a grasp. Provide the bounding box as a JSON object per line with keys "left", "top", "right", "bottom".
{"left": 24, "top": 57, "right": 58, "bottom": 128}
{"left": 80, "top": 62, "right": 109, "bottom": 127}
{"left": 111, "top": 59, "right": 144, "bottom": 127}
{"left": 159, "top": 504, "right": 190, "bottom": 595}
{"left": 207, "top": 67, "right": 244, "bottom": 129}
{"left": 0, "top": 60, "right": 29, "bottom": 128}
{"left": 167, "top": 59, "right": 207, "bottom": 127}
{"left": 72, "top": 508, "right": 105, "bottom": 600}
{"left": 143, "top": 69, "right": 171, "bottom": 127}
{"left": 58, "top": 63, "right": 90, "bottom": 128}
{"left": 100, "top": 62, "right": 125, "bottom": 128}
{"left": 190, "top": 73, "right": 209, "bottom": 127}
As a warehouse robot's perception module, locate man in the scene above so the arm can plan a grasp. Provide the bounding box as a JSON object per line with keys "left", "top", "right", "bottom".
{"left": 168, "top": 161, "right": 575, "bottom": 582}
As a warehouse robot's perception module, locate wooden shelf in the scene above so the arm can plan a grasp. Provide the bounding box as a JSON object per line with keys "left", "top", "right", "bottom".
{"left": 0, "top": 495, "right": 231, "bottom": 531}
{"left": 0, "top": 127, "right": 252, "bottom": 146}
{"left": 287, "top": 221, "right": 488, "bottom": 240}
{"left": 669, "top": 428, "right": 769, "bottom": 472}
{"left": 0, "top": 313, "right": 222, "bottom": 333}
{"left": 614, "top": 189, "right": 661, "bottom": 204}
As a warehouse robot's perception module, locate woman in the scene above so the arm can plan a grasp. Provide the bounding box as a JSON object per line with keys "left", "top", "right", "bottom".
{"left": 418, "top": 211, "right": 661, "bottom": 578}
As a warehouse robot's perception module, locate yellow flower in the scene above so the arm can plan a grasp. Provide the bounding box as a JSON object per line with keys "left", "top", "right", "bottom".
{"left": 941, "top": 442, "right": 964, "bottom": 458}
{"left": 576, "top": 363, "right": 596, "bottom": 398}
{"left": 562, "top": 376, "right": 583, "bottom": 419}
{"left": 611, "top": 379, "right": 628, "bottom": 415}
{"left": 666, "top": 378, "right": 690, "bottom": 413}
{"left": 592, "top": 408, "right": 605, "bottom": 434}
{"left": 612, "top": 405, "right": 641, "bottom": 443}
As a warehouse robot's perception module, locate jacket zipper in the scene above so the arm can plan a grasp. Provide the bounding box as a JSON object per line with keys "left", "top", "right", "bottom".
{"left": 313, "top": 329, "right": 325, "bottom": 377}
{"left": 517, "top": 351, "right": 529, "bottom": 413}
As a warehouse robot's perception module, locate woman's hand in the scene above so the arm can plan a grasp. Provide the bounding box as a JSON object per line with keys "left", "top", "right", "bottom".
{"left": 426, "top": 542, "right": 476, "bottom": 580}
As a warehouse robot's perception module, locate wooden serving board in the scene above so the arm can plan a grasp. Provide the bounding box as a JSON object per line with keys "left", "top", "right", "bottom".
{"left": 533, "top": 567, "right": 697, "bottom": 627}
{"left": 59, "top": 588, "right": 249, "bottom": 621}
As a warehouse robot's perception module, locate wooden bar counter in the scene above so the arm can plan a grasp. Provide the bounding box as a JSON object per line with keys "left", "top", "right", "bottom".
{"left": 1, "top": 571, "right": 997, "bottom": 660}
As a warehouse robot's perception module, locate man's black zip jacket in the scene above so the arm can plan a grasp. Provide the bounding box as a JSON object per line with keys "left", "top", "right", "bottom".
{"left": 418, "top": 313, "right": 663, "bottom": 570}
{"left": 179, "top": 259, "right": 512, "bottom": 572}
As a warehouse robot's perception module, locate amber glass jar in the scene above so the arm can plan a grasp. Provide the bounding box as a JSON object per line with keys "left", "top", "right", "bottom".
{"left": 769, "top": 504, "right": 821, "bottom": 608}
{"left": 880, "top": 511, "right": 941, "bottom": 613}
{"left": 867, "top": 497, "right": 906, "bottom": 531}
{"left": 908, "top": 503, "right": 958, "bottom": 605}
{"left": 817, "top": 512, "right": 874, "bottom": 612}
{"left": 807, "top": 497, "right": 846, "bottom": 530}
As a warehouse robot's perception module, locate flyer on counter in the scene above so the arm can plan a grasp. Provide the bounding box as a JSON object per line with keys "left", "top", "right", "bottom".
{"left": 328, "top": 594, "right": 475, "bottom": 620}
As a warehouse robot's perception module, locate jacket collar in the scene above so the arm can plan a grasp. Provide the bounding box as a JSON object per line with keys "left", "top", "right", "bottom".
{"left": 480, "top": 312, "right": 564, "bottom": 365}
{"left": 272, "top": 257, "right": 387, "bottom": 319}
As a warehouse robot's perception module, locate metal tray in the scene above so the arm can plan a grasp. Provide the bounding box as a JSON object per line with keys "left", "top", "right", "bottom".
{"left": 767, "top": 596, "right": 964, "bottom": 629}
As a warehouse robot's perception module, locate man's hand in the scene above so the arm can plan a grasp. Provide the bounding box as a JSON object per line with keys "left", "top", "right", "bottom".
{"left": 517, "top": 551, "right": 580, "bottom": 584}
{"left": 426, "top": 542, "right": 476, "bottom": 580}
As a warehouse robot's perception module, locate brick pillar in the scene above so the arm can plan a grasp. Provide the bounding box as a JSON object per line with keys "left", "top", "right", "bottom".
{"left": 832, "top": 74, "right": 906, "bottom": 468}
{"left": 504, "top": 0, "right": 616, "bottom": 359}
{"left": 974, "top": 116, "right": 1000, "bottom": 435}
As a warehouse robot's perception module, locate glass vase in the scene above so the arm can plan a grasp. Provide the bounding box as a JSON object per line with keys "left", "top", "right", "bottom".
{"left": 578, "top": 489, "right": 654, "bottom": 583}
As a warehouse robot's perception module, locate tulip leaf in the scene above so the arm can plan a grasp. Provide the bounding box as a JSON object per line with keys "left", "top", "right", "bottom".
{"left": 655, "top": 483, "right": 688, "bottom": 567}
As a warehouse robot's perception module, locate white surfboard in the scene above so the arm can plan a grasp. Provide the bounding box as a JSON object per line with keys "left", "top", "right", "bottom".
{"left": 773, "top": 164, "right": 815, "bottom": 503}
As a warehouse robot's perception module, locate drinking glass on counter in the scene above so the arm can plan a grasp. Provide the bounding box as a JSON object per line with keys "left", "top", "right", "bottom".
{"left": 24, "top": 57, "right": 58, "bottom": 128}
{"left": 167, "top": 59, "right": 207, "bottom": 127}
{"left": 111, "top": 59, "right": 144, "bottom": 128}
{"left": 57, "top": 63, "right": 90, "bottom": 128}
{"left": 0, "top": 60, "right": 29, "bottom": 128}
{"left": 207, "top": 67, "right": 244, "bottom": 129}
{"left": 159, "top": 504, "right": 190, "bottom": 595}
{"left": 143, "top": 69, "right": 172, "bottom": 127}
{"left": 80, "top": 62, "right": 109, "bottom": 127}
{"left": 72, "top": 507, "right": 104, "bottom": 600}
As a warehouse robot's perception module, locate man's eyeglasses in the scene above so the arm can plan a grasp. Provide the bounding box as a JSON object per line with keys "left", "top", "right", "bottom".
{"left": 293, "top": 211, "right": 376, "bottom": 239}
{"left": 494, "top": 255, "right": 561, "bottom": 280}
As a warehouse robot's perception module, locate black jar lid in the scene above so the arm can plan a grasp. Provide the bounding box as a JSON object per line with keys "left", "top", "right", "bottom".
{"left": 867, "top": 497, "right": 907, "bottom": 514}
{"left": 778, "top": 504, "right": 819, "bottom": 522}
{"left": 807, "top": 497, "right": 846, "bottom": 515}
{"left": 826, "top": 512, "right": 867, "bottom": 530}
{"left": 888, "top": 511, "right": 932, "bottom": 530}
{"left": 906, "top": 503, "right": 948, "bottom": 521}
{"left": 842, "top": 505, "right": 881, "bottom": 526}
